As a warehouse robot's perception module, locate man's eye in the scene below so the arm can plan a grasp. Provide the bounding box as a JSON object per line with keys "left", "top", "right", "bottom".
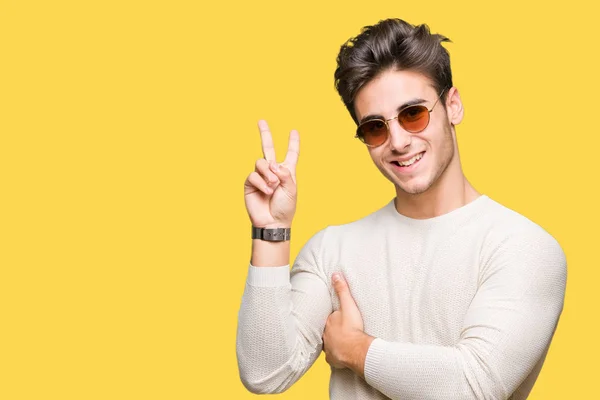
{"left": 402, "top": 107, "right": 426, "bottom": 121}
{"left": 364, "top": 121, "right": 385, "bottom": 134}
{"left": 371, "top": 121, "right": 385, "bottom": 130}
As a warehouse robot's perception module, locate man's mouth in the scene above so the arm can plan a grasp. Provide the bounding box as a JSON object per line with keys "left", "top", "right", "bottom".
{"left": 391, "top": 152, "right": 425, "bottom": 168}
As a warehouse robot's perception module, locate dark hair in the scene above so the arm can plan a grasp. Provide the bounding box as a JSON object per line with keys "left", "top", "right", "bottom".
{"left": 334, "top": 18, "right": 453, "bottom": 124}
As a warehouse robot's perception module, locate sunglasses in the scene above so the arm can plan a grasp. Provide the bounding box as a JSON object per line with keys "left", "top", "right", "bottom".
{"left": 355, "top": 88, "right": 447, "bottom": 147}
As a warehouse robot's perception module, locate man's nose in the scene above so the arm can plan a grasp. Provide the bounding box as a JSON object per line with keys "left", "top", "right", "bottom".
{"left": 387, "top": 118, "right": 412, "bottom": 151}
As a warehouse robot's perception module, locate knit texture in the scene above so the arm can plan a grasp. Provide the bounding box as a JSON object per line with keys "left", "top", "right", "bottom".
{"left": 236, "top": 195, "right": 567, "bottom": 399}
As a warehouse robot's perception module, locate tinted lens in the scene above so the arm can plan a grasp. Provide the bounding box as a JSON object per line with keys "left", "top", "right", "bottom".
{"left": 357, "top": 120, "right": 388, "bottom": 146}
{"left": 398, "top": 105, "right": 430, "bottom": 133}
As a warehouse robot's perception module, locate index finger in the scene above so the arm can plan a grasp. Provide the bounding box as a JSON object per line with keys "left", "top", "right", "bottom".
{"left": 258, "top": 120, "right": 276, "bottom": 162}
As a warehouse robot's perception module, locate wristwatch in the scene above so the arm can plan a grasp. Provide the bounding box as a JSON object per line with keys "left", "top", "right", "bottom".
{"left": 252, "top": 226, "right": 291, "bottom": 241}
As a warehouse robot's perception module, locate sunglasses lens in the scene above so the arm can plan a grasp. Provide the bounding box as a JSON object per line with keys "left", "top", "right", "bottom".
{"left": 399, "top": 106, "right": 430, "bottom": 132}
{"left": 358, "top": 120, "right": 388, "bottom": 146}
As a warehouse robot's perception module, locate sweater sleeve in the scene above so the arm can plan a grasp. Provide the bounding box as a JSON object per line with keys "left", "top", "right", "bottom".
{"left": 236, "top": 228, "right": 333, "bottom": 394}
{"left": 363, "top": 231, "right": 567, "bottom": 400}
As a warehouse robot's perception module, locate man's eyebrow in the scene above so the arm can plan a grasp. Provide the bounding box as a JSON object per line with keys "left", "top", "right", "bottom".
{"left": 358, "top": 98, "right": 428, "bottom": 125}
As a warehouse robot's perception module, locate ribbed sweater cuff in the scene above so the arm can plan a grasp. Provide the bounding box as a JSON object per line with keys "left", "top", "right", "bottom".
{"left": 364, "top": 337, "right": 387, "bottom": 387}
{"left": 246, "top": 264, "right": 290, "bottom": 287}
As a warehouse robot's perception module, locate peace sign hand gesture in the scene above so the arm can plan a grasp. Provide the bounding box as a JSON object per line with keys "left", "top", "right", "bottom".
{"left": 244, "top": 120, "right": 300, "bottom": 229}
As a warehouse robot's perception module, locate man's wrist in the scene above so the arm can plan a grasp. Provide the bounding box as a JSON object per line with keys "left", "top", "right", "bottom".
{"left": 345, "top": 331, "right": 375, "bottom": 378}
{"left": 262, "top": 222, "right": 292, "bottom": 229}
{"left": 250, "top": 237, "right": 291, "bottom": 267}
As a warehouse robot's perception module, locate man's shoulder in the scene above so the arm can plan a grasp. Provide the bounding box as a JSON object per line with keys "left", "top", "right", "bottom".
{"left": 478, "top": 197, "right": 565, "bottom": 266}
{"left": 480, "top": 197, "right": 557, "bottom": 240}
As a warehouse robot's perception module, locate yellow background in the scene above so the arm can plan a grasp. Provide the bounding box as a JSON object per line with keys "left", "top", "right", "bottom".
{"left": 1, "top": 0, "right": 598, "bottom": 398}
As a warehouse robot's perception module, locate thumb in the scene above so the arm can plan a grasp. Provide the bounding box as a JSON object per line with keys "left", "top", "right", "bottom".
{"left": 270, "top": 162, "right": 296, "bottom": 191}
{"left": 332, "top": 272, "right": 357, "bottom": 311}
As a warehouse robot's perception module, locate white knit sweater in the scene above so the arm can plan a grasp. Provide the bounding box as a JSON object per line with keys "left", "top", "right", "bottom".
{"left": 236, "top": 195, "right": 567, "bottom": 399}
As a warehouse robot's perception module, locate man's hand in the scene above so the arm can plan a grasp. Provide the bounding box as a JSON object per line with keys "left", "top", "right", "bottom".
{"left": 244, "top": 120, "right": 299, "bottom": 230}
{"left": 323, "top": 273, "right": 375, "bottom": 378}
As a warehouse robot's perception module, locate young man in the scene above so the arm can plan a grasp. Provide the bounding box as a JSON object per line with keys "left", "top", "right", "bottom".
{"left": 237, "top": 18, "right": 566, "bottom": 399}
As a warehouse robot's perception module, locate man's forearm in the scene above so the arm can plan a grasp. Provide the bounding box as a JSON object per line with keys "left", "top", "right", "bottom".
{"left": 237, "top": 259, "right": 332, "bottom": 393}
{"left": 238, "top": 229, "right": 332, "bottom": 393}
{"left": 362, "top": 339, "right": 477, "bottom": 399}
{"left": 237, "top": 263, "right": 299, "bottom": 394}
{"left": 343, "top": 332, "right": 375, "bottom": 379}
{"left": 251, "top": 239, "right": 290, "bottom": 267}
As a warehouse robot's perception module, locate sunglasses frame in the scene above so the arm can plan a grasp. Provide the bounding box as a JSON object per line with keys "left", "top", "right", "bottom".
{"left": 355, "top": 88, "right": 447, "bottom": 148}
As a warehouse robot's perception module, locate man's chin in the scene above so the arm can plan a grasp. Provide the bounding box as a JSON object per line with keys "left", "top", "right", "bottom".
{"left": 394, "top": 178, "right": 432, "bottom": 196}
{"left": 380, "top": 169, "right": 432, "bottom": 195}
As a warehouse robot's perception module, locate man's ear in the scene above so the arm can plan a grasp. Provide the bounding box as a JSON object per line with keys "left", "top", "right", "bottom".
{"left": 444, "top": 87, "right": 464, "bottom": 126}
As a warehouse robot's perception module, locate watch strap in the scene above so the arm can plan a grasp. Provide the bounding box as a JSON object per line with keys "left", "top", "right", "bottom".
{"left": 252, "top": 226, "right": 291, "bottom": 241}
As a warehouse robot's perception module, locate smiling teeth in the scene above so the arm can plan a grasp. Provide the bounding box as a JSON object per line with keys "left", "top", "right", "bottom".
{"left": 398, "top": 152, "right": 424, "bottom": 167}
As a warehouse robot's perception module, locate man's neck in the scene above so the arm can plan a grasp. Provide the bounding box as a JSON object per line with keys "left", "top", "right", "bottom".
{"left": 394, "top": 156, "right": 480, "bottom": 220}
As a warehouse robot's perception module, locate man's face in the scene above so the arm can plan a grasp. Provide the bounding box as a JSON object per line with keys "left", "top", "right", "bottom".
{"left": 354, "top": 69, "right": 458, "bottom": 195}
